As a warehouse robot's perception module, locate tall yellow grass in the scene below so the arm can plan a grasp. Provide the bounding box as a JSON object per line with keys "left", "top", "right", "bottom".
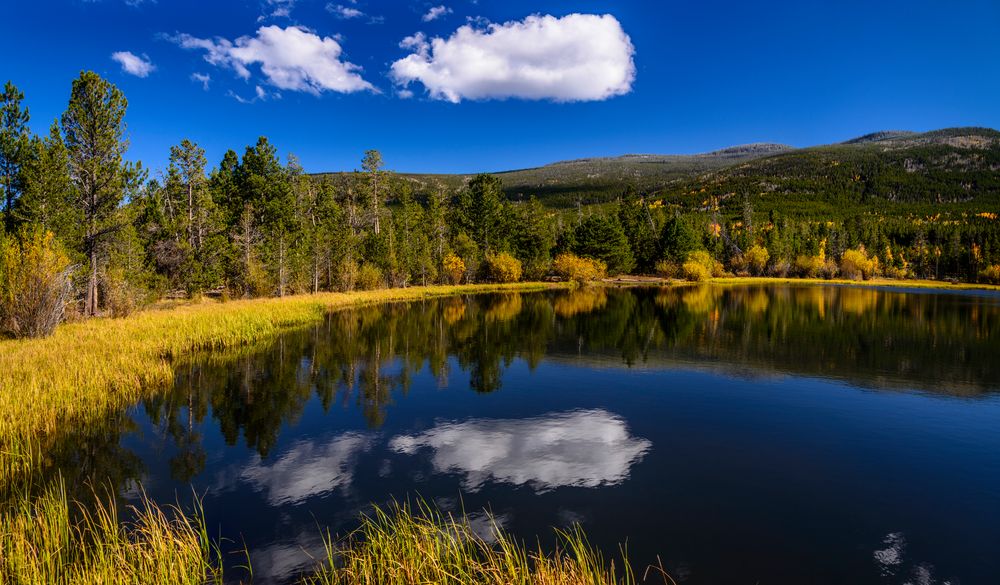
{"left": 307, "top": 500, "right": 639, "bottom": 585}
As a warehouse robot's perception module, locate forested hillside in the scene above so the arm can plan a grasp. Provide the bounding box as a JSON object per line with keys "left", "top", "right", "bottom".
{"left": 1, "top": 73, "right": 999, "bottom": 339}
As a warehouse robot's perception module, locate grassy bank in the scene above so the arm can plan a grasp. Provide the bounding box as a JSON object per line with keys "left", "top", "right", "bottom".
{"left": 707, "top": 276, "right": 1000, "bottom": 291}
{"left": 1, "top": 476, "right": 223, "bottom": 585}
{"left": 0, "top": 283, "right": 564, "bottom": 462}
{"left": 1, "top": 282, "right": 577, "bottom": 584}
{"left": 606, "top": 275, "right": 1000, "bottom": 292}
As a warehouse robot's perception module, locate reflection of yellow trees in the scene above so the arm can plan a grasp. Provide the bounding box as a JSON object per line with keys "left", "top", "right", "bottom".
{"left": 680, "top": 285, "right": 722, "bottom": 314}
{"left": 553, "top": 288, "right": 608, "bottom": 318}
{"left": 744, "top": 289, "right": 770, "bottom": 314}
{"left": 443, "top": 299, "right": 466, "bottom": 325}
{"left": 837, "top": 288, "right": 879, "bottom": 315}
{"left": 796, "top": 286, "right": 829, "bottom": 320}
{"left": 484, "top": 294, "right": 523, "bottom": 323}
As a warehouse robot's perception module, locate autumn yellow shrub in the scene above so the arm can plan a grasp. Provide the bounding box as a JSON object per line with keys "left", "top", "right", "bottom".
{"left": 483, "top": 252, "right": 523, "bottom": 283}
{"left": 840, "top": 247, "right": 879, "bottom": 281}
{"left": 745, "top": 245, "right": 770, "bottom": 276}
{"left": 682, "top": 250, "right": 723, "bottom": 282}
{"left": 681, "top": 259, "right": 711, "bottom": 281}
{"left": 442, "top": 253, "right": 466, "bottom": 285}
{"left": 552, "top": 253, "right": 607, "bottom": 283}
{"left": 794, "top": 254, "right": 824, "bottom": 278}
{"left": 654, "top": 259, "right": 680, "bottom": 279}
{"left": 0, "top": 230, "right": 73, "bottom": 339}
{"left": 980, "top": 264, "right": 1000, "bottom": 284}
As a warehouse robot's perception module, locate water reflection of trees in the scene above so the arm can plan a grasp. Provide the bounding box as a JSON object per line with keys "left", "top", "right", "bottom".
{"left": 148, "top": 285, "right": 1000, "bottom": 480}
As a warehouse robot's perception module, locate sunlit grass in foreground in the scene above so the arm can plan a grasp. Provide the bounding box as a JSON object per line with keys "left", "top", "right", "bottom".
{"left": 307, "top": 500, "right": 645, "bottom": 585}
{"left": 1, "top": 444, "right": 223, "bottom": 585}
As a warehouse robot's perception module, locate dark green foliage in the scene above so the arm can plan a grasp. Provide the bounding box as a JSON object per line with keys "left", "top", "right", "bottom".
{"left": 0, "top": 81, "right": 31, "bottom": 232}
{"left": 617, "top": 188, "right": 659, "bottom": 272}
{"left": 571, "top": 215, "right": 634, "bottom": 275}
{"left": 659, "top": 215, "right": 700, "bottom": 262}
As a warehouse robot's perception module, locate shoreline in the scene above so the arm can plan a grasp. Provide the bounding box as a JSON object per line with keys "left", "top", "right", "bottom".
{"left": 605, "top": 275, "right": 1000, "bottom": 293}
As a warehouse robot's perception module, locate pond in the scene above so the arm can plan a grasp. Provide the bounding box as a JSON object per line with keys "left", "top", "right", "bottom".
{"left": 68, "top": 285, "right": 1000, "bottom": 583}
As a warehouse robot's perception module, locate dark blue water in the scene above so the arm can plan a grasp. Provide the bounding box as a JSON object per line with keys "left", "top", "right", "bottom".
{"left": 112, "top": 286, "right": 1000, "bottom": 584}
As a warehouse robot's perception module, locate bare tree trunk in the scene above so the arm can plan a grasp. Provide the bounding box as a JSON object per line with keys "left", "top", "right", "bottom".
{"left": 87, "top": 247, "right": 98, "bottom": 316}
{"left": 187, "top": 182, "right": 194, "bottom": 249}
{"left": 278, "top": 235, "right": 286, "bottom": 298}
{"left": 372, "top": 173, "right": 380, "bottom": 235}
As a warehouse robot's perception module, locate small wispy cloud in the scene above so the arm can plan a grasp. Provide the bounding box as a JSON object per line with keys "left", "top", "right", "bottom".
{"left": 190, "top": 72, "right": 211, "bottom": 90}
{"left": 111, "top": 51, "right": 155, "bottom": 77}
{"left": 327, "top": 3, "right": 363, "bottom": 19}
{"left": 422, "top": 5, "right": 452, "bottom": 22}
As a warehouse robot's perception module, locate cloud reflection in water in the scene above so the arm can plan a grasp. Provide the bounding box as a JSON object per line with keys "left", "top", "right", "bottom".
{"left": 390, "top": 409, "right": 651, "bottom": 492}
{"left": 240, "top": 432, "right": 374, "bottom": 505}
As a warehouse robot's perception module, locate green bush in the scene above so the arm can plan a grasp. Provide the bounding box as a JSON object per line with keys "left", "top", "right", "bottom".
{"left": 356, "top": 264, "right": 384, "bottom": 290}
{"left": 654, "top": 259, "right": 680, "bottom": 279}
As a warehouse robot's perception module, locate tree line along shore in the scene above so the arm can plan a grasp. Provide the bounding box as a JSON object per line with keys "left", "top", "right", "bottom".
{"left": 3, "top": 73, "right": 1000, "bottom": 340}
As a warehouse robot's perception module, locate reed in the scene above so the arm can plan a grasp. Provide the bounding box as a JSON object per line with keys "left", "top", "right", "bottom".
{"left": 306, "top": 500, "right": 636, "bottom": 585}
{"left": 1, "top": 441, "right": 223, "bottom": 585}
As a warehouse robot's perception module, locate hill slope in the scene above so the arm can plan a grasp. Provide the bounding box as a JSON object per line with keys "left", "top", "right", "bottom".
{"left": 317, "top": 127, "right": 1000, "bottom": 214}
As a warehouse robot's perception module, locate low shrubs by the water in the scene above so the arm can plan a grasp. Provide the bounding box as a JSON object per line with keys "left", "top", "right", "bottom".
{"left": 553, "top": 253, "right": 607, "bottom": 283}
{"left": 355, "top": 264, "right": 384, "bottom": 290}
{"left": 744, "top": 245, "right": 770, "bottom": 276}
{"left": 840, "top": 247, "right": 880, "bottom": 281}
{"left": 484, "top": 252, "right": 523, "bottom": 283}
{"left": 654, "top": 260, "right": 680, "bottom": 279}
{"left": 682, "top": 251, "right": 723, "bottom": 282}
{"left": 443, "top": 253, "right": 466, "bottom": 284}
{"left": 307, "top": 501, "right": 637, "bottom": 585}
{"left": 0, "top": 229, "right": 73, "bottom": 339}
{"left": 980, "top": 264, "right": 1000, "bottom": 284}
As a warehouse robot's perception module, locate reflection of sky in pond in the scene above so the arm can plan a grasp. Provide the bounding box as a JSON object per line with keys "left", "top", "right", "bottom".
{"left": 240, "top": 432, "right": 375, "bottom": 505}
{"left": 390, "top": 409, "right": 651, "bottom": 492}
{"left": 105, "top": 286, "right": 1000, "bottom": 585}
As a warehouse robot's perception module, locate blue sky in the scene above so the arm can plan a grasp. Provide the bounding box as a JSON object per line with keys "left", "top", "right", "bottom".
{"left": 3, "top": 0, "right": 999, "bottom": 176}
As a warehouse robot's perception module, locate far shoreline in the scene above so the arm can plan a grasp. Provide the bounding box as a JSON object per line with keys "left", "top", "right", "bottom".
{"left": 604, "top": 275, "right": 1000, "bottom": 294}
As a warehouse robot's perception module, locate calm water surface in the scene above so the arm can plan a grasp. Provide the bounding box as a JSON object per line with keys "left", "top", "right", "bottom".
{"left": 81, "top": 285, "right": 1000, "bottom": 583}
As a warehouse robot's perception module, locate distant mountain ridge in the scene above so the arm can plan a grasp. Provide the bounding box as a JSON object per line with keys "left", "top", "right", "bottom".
{"left": 316, "top": 127, "right": 1000, "bottom": 210}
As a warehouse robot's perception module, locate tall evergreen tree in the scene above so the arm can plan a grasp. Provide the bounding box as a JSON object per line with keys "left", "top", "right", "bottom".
{"left": 659, "top": 214, "right": 700, "bottom": 262}
{"left": 18, "top": 121, "right": 79, "bottom": 244}
{"left": 0, "top": 81, "right": 31, "bottom": 232}
{"left": 572, "top": 214, "right": 635, "bottom": 275}
{"left": 62, "top": 71, "right": 142, "bottom": 315}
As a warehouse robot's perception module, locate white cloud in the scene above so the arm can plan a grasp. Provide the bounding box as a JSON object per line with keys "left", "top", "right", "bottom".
{"left": 390, "top": 13, "right": 635, "bottom": 103}
{"left": 422, "top": 5, "right": 452, "bottom": 22}
{"left": 190, "top": 72, "right": 211, "bottom": 90}
{"left": 390, "top": 409, "right": 651, "bottom": 492}
{"left": 327, "top": 3, "right": 364, "bottom": 19}
{"left": 240, "top": 432, "right": 374, "bottom": 505}
{"left": 169, "top": 26, "right": 374, "bottom": 95}
{"left": 111, "top": 51, "right": 155, "bottom": 77}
